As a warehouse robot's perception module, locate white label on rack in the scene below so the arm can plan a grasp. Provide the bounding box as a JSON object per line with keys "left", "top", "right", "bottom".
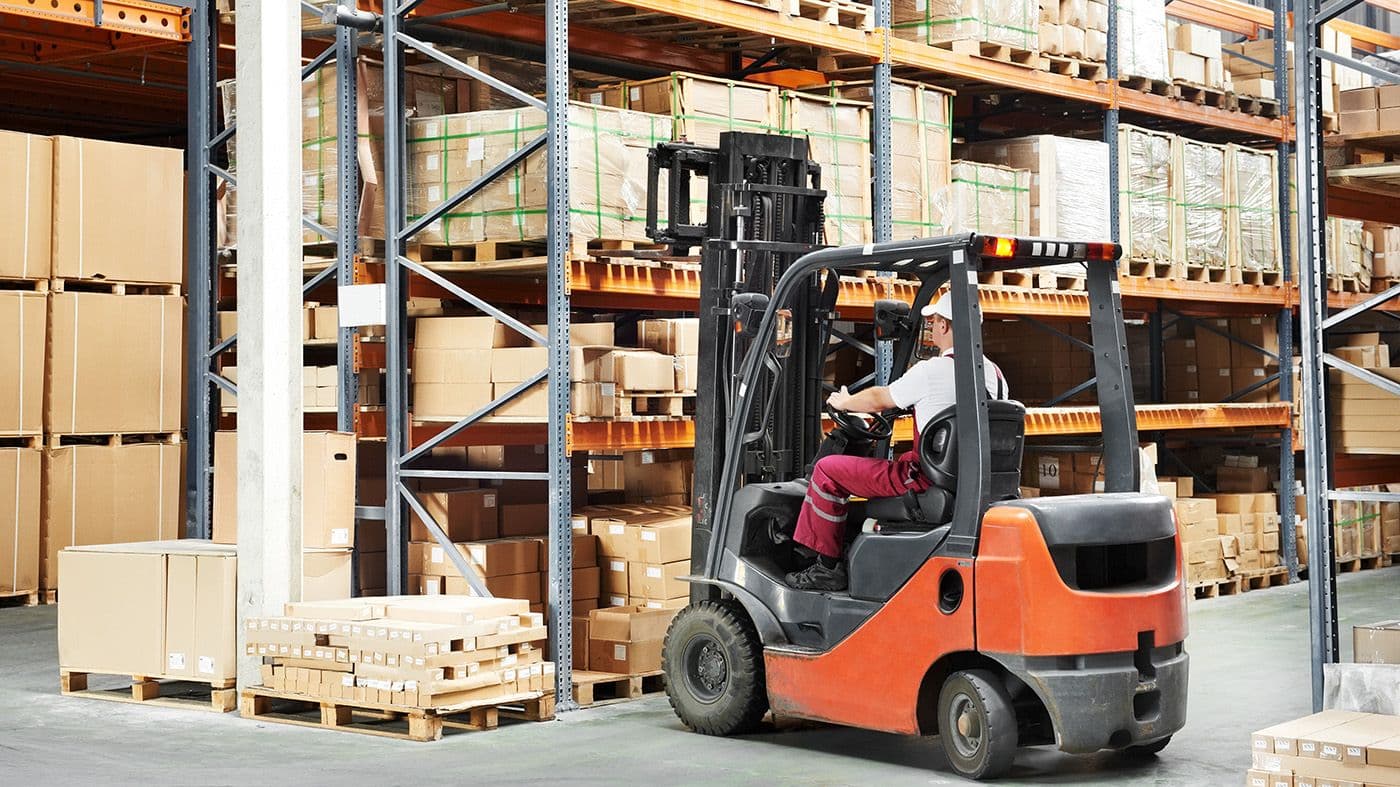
{"left": 641, "top": 530, "right": 658, "bottom": 542}
{"left": 614, "top": 644, "right": 628, "bottom": 660}
{"left": 630, "top": 87, "right": 642, "bottom": 102}
{"left": 641, "top": 451, "right": 655, "bottom": 464}
{"left": 610, "top": 560, "right": 625, "bottom": 572}
{"left": 647, "top": 567, "right": 662, "bottom": 578}
{"left": 589, "top": 92, "right": 603, "bottom": 105}
{"left": 468, "top": 137, "right": 485, "bottom": 162}
{"left": 199, "top": 656, "right": 215, "bottom": 675}
{"left": 168, "top": 652, "right": 186, "bottom": 670}
{"left": 330, "top": 528, "right": 349, "bottom": 545}
{"left": 609, "top": 524, "right": 625, "bottom": 535}
{"left": 1037, "top": 457, "right": 1061, "bottom": 490}
{"left": 431, "top": 546, "right": 444, "bottom": 564}
{"left": 483, "top": 494, "right": 496, "bottom": 508}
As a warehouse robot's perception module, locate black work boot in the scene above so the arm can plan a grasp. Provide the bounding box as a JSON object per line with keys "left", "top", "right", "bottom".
{"left": 784, "top": 559, "right": 848, "bottom": 591}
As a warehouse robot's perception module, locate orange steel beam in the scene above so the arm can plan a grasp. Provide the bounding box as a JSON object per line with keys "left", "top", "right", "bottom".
{"left": 1166, "top": 1, "right": 1262, "bottom": 38}
{"left": 0, "top": 0, "right": 190, "bottom": 42}
{"left": 1172, "top": 0, "right": 1400, "bottom": 52}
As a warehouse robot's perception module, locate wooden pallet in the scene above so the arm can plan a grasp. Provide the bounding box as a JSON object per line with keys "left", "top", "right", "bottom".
{"left": 1172, "top": 80, "right": 1230, "bottom": 109}
{"left": 1033, "top": 272, "right": 1084, "bottom": 291}
{"left": 1040, "top": 55, "right": 1107, "bottom": 82}
{"left": 782, "top": 0, "right": 873, "bottom": 29}
{"left": 571, "top": 669, "right": 666, "bottom": 707}
{"left": 239, "top": 686, "right": 553, "bottom": 742}
{"left": 1240, "top": 268, "right": 1285, "bottom": 287}
{"left": 1182, "top": 263, "right": 1231, "bottom": 283}
{"left": 1190, "top": 576, "right": 1243, "bottom": 599}
{"left": 1239, "top": 567, "right": 1290, "bottom": 592}
{"left": 1124, "top": 258, "right": 1174, "bottom": 279}
{"left": 0, "top": 277, "right": 49, "bottom": 293}
{"left": 0, "top": 589, "right": 40, "bottom": 608}
{"left": 1337, "top": 554, "right": 1385, "bottom": 573}
{"left": 1119, "top": 74, "right": 1173, "bottom": 96}
{"left": 49, "top": 278, "right": 181, "bottom": 296}
{"left": 1329, "top": 275, "right": 1366, "bottom": 293}
{"left": 61, "top": 670, "right": 237, "bottom": 713}
{"left": 1232, "top": 93, "right": 1282, "bottom": 118}
{"left": 1372, "top": 277, "right": 1400, "bottom": 294}
{"left": 46, "top": 432, "right": 183, "bottom": 449}
{"left": 936, "top": 38, "right": 1042, "bottom": 68}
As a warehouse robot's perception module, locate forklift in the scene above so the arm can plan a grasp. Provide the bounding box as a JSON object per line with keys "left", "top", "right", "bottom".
{"left": 646, "top": 133, "right": 1189, "bottom": 780}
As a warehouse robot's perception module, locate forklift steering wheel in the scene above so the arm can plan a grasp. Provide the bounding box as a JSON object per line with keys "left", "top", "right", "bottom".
{"left": 826, "top": 405, "right": 895, "bottom": 442}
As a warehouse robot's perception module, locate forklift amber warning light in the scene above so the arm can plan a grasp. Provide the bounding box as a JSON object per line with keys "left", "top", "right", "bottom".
{"left": 1085, "top": 242, "right": 1120, "bottom": 261}
{"left": 981, "top": 236, "right": 1017, "bottom": 258}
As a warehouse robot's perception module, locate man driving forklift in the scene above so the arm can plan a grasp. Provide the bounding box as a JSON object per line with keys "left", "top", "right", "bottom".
{"left": 787, "top": 294, "right": 1009, "bottom": 591}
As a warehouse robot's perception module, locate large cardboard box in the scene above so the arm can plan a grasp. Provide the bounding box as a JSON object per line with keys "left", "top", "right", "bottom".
{"left": 1354, "top": 621, "right": 1400, "bottom": 664}
{"left": 0, "top": 448, "right": 40, "bottom": 594}
{"left": 164, "top": 549, "right": 239, "bottom": 680}
{"left": 639, "top": 519, "right": 692, "bottom": 564}
{"left": 303, "top": 549, "right": 353, "bottom": 601}
{"left": 639, "top": 318, "right": 700, "bottom": 357}
{"left": 0, "top": 292, "right": 45, "bottom": 435}
{"left": 587, "top": 605, "right": 674, "bottom": 674}
{"left": 212, "top": 431, "right": 356, "bottom": 548}
{"left": 781, "top": 90, "right": 872, "bottom": 246}
{"left": 627, "top": 560, "right": 691, "bottom": 600}
{"left": 41, "top": 442, "right": 183, "bottom": 589}
{"left": 57, "top": 549, "right": 168, "bottom": 675}
{"left": 948, "top": 160, "right": 1031, "bottom": 237}
{"left": 46, "top": 293, "right": 183, "bottom": 434}
{"left": 51, "top": 137, "right": 183, "bottom": 284}
{"left": 0, "top": 131, "right": 52, "bottom": 280}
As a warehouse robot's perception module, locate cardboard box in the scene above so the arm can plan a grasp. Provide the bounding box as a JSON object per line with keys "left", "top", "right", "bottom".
{"left": 1218, "top": 465, "right": 1272, "bottom": 493}
{"left": 601, "top": 557, "right": 630, "bottom": 596}
{"left": 608, "top": 350, "right": 676, "bottom": 391}
{"left": 499, "top": 502, "right": 549, "bottom": 537}
{"left": 674, "top": 355, "right": 698, "bottom": 392}
{"left": 46, "top": 293, "right": 183, "bottom": 434}
{"left": 0, "top": 131, "right": 52, "bottom": 280}
{"left": 572, "top": 615, "right": 590, "bottom": 670}
{"left": 302, "top": 549, "right": 353, "bottom": 601}
{"left": 313, "top": 306, "right": 339, "bottom": 340}
{"left": 591, "top": 519, "right": 642, "bottom": 561}
{"left": 0, "top": 448, "right": 40, "bottom": 593}
{"left": 412, "top": 537, "right": 538, "bottom": 577}
{"left": 1354, "top": 620, "right": 1400, "bottom": 664}
{"left": 587, "top": 605, "right": 674, "bottom": 674}
{"left": 1340, "top": 110, "right": 1379, "bottom": 135}
{"left": 639, "top": 318, "right": 700, "bottom": 356}
{"left": 1207, "top": 493, "right": 1257, "bottom": 515}
{"left": 41, "top": 443, "right": 183, "bottom": 589}
{"left": 212, "top": 431, "right": 356, "bottom": 548}
{"left": 1251, "top": 711, "right": 1368, "bottom": 756}
{"left": 57, "top": 549, "right": 168, "bottom": 675}
{"left": 627, "top": 560, "right": 690, "bottom": 600}
{"left": 1340, "top": 87, "right": 1379, "bottom": 112}
{"left": 0, "top": 292, "right": 44, "bottom": 436}
{"left": 414, "top": 316, "right": 497, "bottom": 349}
{"left": 409, "top": 488, "right": 499, "bottom": 542}
{"left": 639, "top": 520, "right": 691, "bottom": 564}
{"left": 51, "top": 137, "right": 183, "bottom": 284}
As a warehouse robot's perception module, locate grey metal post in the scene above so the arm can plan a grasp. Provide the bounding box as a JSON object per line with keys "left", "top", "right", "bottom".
{"left": 1293, "top": 0, "right": 1339, "bottom": 711}
{"left": 872, "top": 0, "right": 894, "bottom": 385}
{"left": 1276, "top": 0, "right": 1298, "bottom": 584}
{"left": 383, "top": 5, "right": 410, "bottom": 596}
{"left": 336, "top": 2, "right": 360, "bottom": 432}
{"left": 1104, "top": 0, "right": 1118, "bottom": 242}
{"left": 544, "top": 0, "right": 576, "bottom": 709}
{"left": 185, "top": 0, "right": 217, "bottom": 539}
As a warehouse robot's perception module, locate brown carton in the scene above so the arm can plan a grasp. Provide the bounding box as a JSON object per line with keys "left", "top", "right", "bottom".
{"left": 0, "top": 292, "right": 44, "bottom": 436}
{"left": 601, "top": 557, "right": 630, "bottom": 596}
{"left": 0, "top": 132, "right": 52, "bottom": 280}
{"left": 164, "top": 554, "right": 198, "bottom": 677}
{"left": 1354, "top": 620, "right": 1400, "bottom": 664}
{"left": 302, "top": 549, "right": 353, "bottom": 601}
{"left": 41, "top": 442, "right": 183, "bottom": 589}
{"left": 1313, "top": 715, "right": 1400, "bottom": 764}
{"left": 609, "top": 350, "right": 676, "bottom": 392}
{"left": 587, "top": 605, "right": 675, "bottom": 674}
{"left": 51, "top": 137, "right": 183, "bottom": 284}
{"left": 0, "top": 448, "right": 40, "bottom": 594}
{"left": 57, "top": 549, "right": 168, "bottom": 675}
{"left": 46, "top": 293, "right": 183, "bottom": 434}
{"left": 1218, "top": 465, "right": 1272, "bottom": 493}
{"left": 212, "top": 431, "right": 355, "bottom": 548}
{"left": 499, "top": 503, "right": 549, "bottom": 537}
{"left": 409, "top": 488, "right": 499, "bottom": 542}
{"left": 639, "top": 520, "right": 691, "bottom": 564}
{"left": 591, "top": 519, "right": 642, "bottom": 561}
{"left": 638, "top": 318, "right": 700, "bottom": 356}
{"left": 1251, "top": 711, "right": 1369, "bottom": 756}
{"left": 414, "top": 315, "right": 498, "bottom": 349}
{"left": 627, "top": 560, "right": 691, "bottom": 600}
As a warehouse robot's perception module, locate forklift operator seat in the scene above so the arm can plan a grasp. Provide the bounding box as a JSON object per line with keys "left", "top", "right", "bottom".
{"left": 861, "top": 400, "right": 1027, "bottom": 528}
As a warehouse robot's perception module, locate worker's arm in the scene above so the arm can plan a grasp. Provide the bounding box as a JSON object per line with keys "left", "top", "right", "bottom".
{"left": 827, "top": 385, "right": 896, "bottom": 414}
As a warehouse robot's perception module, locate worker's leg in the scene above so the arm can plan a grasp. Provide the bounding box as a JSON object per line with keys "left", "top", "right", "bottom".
{"left": 794, "top": 453, "right": 911, "bottom": 558}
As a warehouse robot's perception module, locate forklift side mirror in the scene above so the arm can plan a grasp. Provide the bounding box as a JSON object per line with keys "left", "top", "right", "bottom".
{"left": 873, "top": 300, "right": 911, "bottom": 341}
{"left": 732, "top": 293, "right": 771, "bottom": 339}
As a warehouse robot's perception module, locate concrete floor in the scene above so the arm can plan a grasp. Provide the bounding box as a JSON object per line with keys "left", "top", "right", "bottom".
{"left": 1, "top": 567, "right": 1395, "bottom": 786}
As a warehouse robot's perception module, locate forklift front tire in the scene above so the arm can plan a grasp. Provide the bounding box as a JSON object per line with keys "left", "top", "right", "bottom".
{"left": 663, "top": 599, "right": 769, "bottom": 737}
{"left": 937, "top": 669, "right": 1018, "bottom": 780}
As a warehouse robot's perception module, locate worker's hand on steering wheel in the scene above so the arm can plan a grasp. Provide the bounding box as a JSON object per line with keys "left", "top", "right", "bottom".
{"left": 826, "top": 386, "right": 853, "bottom": 411}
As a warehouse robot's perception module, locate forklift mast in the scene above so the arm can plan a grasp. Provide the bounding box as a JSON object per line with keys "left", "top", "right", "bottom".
{"left": 646, "top": 132, "right": 828, "bottom": 586}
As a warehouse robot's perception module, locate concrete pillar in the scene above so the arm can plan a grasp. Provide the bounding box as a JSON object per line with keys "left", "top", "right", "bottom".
{"left": 234, "top": 0, "right": 304, "bottom": 688}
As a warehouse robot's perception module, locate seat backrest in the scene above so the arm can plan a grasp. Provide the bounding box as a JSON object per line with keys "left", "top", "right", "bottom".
{"left": 919, "top": 400, "right": 1027, "bottom": 500}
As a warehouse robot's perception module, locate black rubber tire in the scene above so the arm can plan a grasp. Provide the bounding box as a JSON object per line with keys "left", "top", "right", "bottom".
{"left": 663, "top": 599, "right": 769, "bottom": 736}
{"left": 1124, "top": 735, "right": 1172, "bottom": 758}
{"left": 937, "top": 669, "right": 1019, "bottom": 781}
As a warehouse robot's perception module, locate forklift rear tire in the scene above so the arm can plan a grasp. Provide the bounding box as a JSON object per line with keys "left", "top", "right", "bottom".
{"left": 663, "top": 600, "right": 769, "bottom": 737}
{"left": 937, "top": 669, "right": 1018, "bottom": 781}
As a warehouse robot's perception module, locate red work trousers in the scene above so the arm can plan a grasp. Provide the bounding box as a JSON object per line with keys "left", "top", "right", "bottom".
{"left": 793, "top": 450, "right": 929, "bottom": 558}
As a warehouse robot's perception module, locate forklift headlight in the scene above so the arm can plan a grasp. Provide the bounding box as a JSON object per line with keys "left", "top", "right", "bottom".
{"left": 980, "top": 235, "right": 1017, "bottom": 258}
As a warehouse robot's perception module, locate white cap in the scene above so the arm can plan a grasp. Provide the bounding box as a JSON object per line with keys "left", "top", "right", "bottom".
{"left": 921, "top": 294, "right": 981, "bottom": 324}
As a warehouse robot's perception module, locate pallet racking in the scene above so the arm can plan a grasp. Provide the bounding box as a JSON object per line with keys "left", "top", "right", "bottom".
{"left": 5, "top": 0, "right": 1396, "bottom": 706}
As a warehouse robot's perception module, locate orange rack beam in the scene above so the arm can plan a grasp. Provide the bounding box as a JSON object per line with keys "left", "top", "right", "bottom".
{"left": 0, "top": 0, "right": 190, "bottom": 41}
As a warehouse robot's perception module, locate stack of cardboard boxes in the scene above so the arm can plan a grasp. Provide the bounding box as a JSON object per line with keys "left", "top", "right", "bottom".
{"left": 409, "top": 532, "right": 601, "bottom": 615}
{"left": 1366, "top": 224, "right": 1400, "bottom": 289}
{"left": 1172, "top": 492, "right": 1228, "bottom": 585}
{"left": 212, "top": 431, "right": 357, "bottom": 600}
{"left": 1248, "top": 711, "right": 1400, "bottom": 787}
{"left": 246, "top": 596, "right": 552, "bottom": 709}
{"left": 984, "top": 320, "right": 1094, "bottom": 406}
{"left": 57, "top": 541, "right": 238, "bottom": 688}
{"left": 1118, "top": 124, "right": 1177, "bottom": 274}
{"left": 1163, "top": 316, "right": 1281, "bottom": 404}
{"left": 947, "top": 161, "right": 1032, "bottom": 238}
{"left": 0, "top": 132, "right": 186, "bottom": 600}
{"left": 1329, "top": 333, "right": 1398, "bottom": 454}
{"left": 1175, "top": 138, "right": 1230, "bottom": 276}
{"left": 779, "top": 90, "right": 873, "bottom": 245}
{"left": 1330, "top": 486, "right": 1394, "bottom": 560}
{"left": 1037, "top": 0, "right": 1109, "bottom": 63}
{"left": 1328, "top": 216, "right": 1374, "bottom": 290}
{"left": 1338, "top": 84, "right": 1400, "bottom": 135}
{"left": 890, "top": 0, "right": 1039, "bottom": 53}
{"left": 1225, "top": 24, "right": 1368, "bottom": 109}
{"left": 1166, "top": 22, "right": 1227, "bottom": 89}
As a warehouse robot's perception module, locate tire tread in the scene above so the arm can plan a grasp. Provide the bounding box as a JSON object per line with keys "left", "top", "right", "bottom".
{"left": 663, "top": 599, "right": 769, "bottom": 736}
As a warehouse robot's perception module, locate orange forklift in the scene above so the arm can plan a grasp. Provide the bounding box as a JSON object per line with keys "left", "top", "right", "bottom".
{"left": 647, "top": 134, "right": 1189, "bottom": 780}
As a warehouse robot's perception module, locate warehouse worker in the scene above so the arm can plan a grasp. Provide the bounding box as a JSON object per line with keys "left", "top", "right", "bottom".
{"left": 785, "top": 294, "right": 1008, "bottom": 592}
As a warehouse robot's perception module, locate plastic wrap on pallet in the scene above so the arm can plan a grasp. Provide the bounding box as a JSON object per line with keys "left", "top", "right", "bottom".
{"left": 1177, "top": 139, "right": 1228, "bottom": 270}
{"left": 407, "top": 103, "right": 672, "bottom": 246}
{"left": 1327, "top": 217, "right": 1373, "bottom": 282}
{"left": 1227, "top": 145, "right": 1281, "bottom": 275}
{"left": 781, "top": 91, "right": 873, "bottom": 246}
{"left": 1324, "top": 663, "right": 1400, "bottom": 716}
{"left": 830, "top": 80, "right": 953, "bottom": 240}
{"left": 1120, "top": 125, "right": 1174, "bottom": 267}
{"left": 1116, "top": 0, "right": 1169, "bottom": 81}
{"left": 891, "top": 0, "right": 1038, "bottom": 50}
{"left": 948, "top": 160, "right": 1031, "bottom": 237}
{"left": 960, "top": 135, "right": 1108, "bottom": 276}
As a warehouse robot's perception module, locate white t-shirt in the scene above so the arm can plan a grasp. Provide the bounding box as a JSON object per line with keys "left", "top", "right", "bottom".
{"left": 887, "top": 352, "right": 1008, "bottom": 434}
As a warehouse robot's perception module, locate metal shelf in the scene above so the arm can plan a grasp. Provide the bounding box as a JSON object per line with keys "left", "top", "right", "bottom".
{"left": 0, "top": 0, "right": 190, "bottom": 40}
